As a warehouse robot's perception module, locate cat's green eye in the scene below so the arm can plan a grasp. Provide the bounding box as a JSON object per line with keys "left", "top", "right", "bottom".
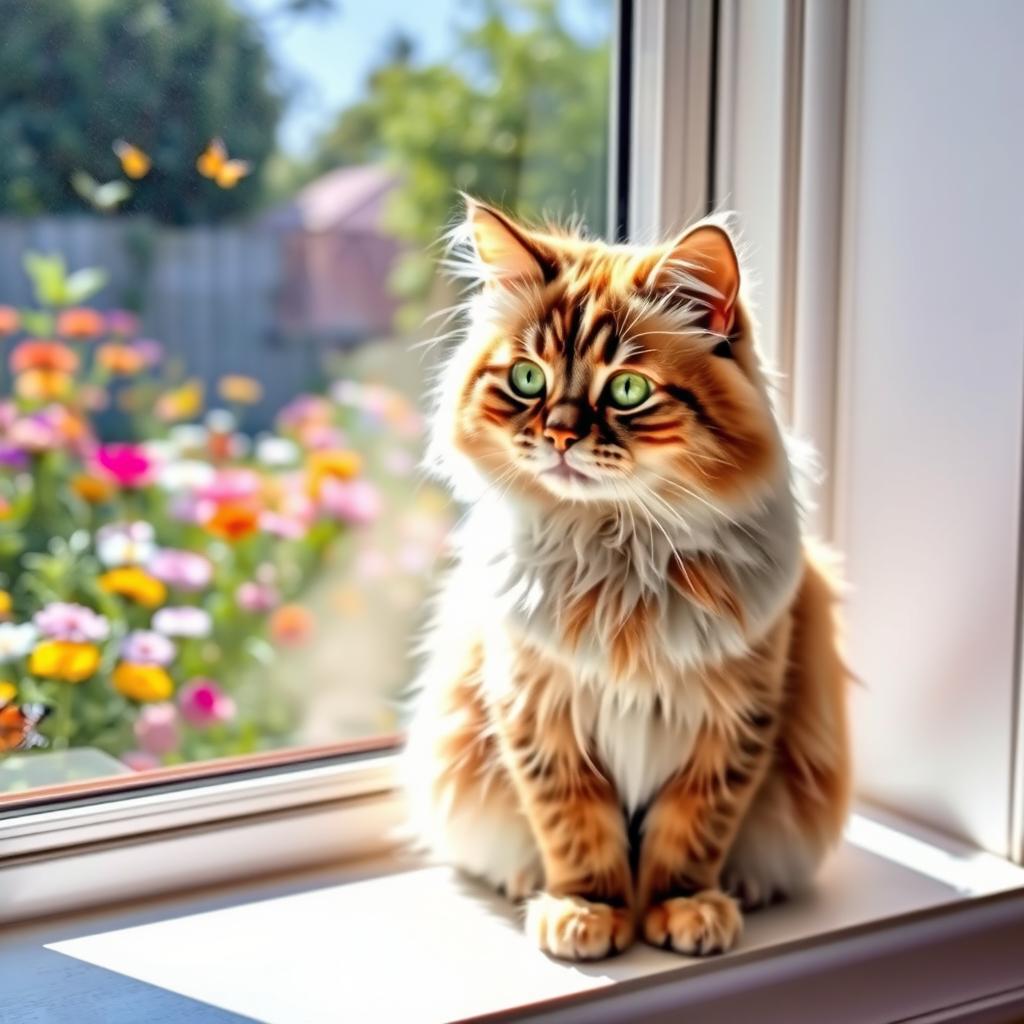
{"left": 509, "top": 359, "right": 546, "bottom": 398}
{"left": 606, "top": 371, "right": 652, "bottom": 409}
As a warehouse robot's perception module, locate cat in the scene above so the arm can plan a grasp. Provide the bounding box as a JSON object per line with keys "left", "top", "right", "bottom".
{"left": 404, "top": 198, "right": 851, "bottom": 961}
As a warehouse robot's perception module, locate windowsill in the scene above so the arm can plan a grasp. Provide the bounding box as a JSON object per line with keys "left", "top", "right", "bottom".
{"left": 4, "top": 811, "right": 1024, "bottom": 1023}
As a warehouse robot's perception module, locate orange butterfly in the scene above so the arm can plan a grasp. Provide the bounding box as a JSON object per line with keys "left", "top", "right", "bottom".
{"left": 0, "top": 699, "right": 50, "bottom": 753}
{"left": 113, "top": 139, "right": 152, "bottom": 180}
{"left": 196, "top": 138, "right": 251, "bottom": 189}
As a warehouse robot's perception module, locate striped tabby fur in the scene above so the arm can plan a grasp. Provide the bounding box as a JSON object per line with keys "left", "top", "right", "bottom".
{"left": 404, "top": 200, "right": 851, "bottom": 960}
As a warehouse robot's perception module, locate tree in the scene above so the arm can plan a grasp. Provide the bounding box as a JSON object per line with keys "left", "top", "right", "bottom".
{"left": 0, "top": 0, "right": 283, "bottom": 224}
{"left": 309, "top": 0, "right": 611, "bottom": 306}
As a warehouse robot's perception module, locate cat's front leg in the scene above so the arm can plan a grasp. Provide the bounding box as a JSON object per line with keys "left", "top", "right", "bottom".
{"left": 494, "top": 652, "right": 634, "bottom": 961}
{"left": 637, "top": 712, "right": 778, "bottom": 956}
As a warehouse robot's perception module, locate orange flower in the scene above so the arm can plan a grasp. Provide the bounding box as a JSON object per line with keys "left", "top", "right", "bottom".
{"left": 72, "top": 474, "right": 115, "bottom": 503}
{"left": 99, "top": 567, "right": 167, "bottom": 607}
{"left": 11, "top": 340, "right": 79, "bottom": 374}
{"left": 30, "top": 641, "right": 101, "bottom": 683}
{"left": 269, "top": 604, "right": 314, "bottom": 646}
{"left": 218, "top": 375, "right": 263, "bottom": 404}
{"left": 57, "top": 308, "right": 105, "bottom": 339}
{"left": 54, "top": 409, "right": 90, "bottom": 444}
{"left": 16, "top": 369, "right": 73, "bottom": 402}
{"left": 204, "top": 500, "right": 261, "bottom": 542}
{"left": 0, "top": 306, "right": 19, "bottom": 335}
{"left": 307, "top": 449, "right": 362, "bottom": 498}
{"left": 113, "top": 663, "right": 173, "bottom": 702}
{"left": 96, "top": 343, "right": 145, "bottom": 375}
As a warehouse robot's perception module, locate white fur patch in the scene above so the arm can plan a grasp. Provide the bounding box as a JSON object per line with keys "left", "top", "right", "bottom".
{"left": 587, "top": 689, "right": 701, "bottom": 813}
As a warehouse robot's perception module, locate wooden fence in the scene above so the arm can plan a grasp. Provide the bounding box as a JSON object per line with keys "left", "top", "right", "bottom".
{"left": 0, "top": 216, "right": 323, "bottom": 425}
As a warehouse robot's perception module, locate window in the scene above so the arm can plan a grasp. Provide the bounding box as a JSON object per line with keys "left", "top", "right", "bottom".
{"left": 0, "top": 0, "right": 615, "bottom": 800}
{"left": 4, "top": 11, "right": 1024, "bottom": 1022}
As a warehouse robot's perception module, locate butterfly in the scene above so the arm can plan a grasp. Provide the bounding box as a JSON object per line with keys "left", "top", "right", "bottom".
{"left": 196, "top": 138, "right": 251, "bottom": 189}
{"left": 113, "top": 139, "right": 152, "bottom": 180}
{"left": 71, "top": 171, "right": 132, "bottom": 214}
{"left": 0, "top": 700, "right": 50, "bottom": 753}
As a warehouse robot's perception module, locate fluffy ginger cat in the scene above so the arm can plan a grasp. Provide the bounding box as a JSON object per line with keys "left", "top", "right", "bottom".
{"left": 405, "top": 198, "right": 850, "bottom": 961}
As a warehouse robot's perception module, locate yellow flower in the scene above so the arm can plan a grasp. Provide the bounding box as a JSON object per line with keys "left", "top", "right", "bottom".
{"left": 156, "top": 380, "right": 204, "bottom": 422}
{"left": 0, "top": 681, "right": 16, "bottom": 703}
{"left": 99, "top": 567, "right": 167, "bottom": 607}
{"left": 113, "top": 662, "right": 173, "bottom": 702}
{"left": 307, "top": 449, "right": 362, "bottom": 498}
{"left": 218, "top": 375, "right": 263, "bottom": 405}
{"left": 30, "top": 641, "right": 101, "bottom": 683}
{"left": 16, "top": 369, "right": 73, "bottom": 402}
{"left": 0, "top": 591, "right": 12, "bottom": 620}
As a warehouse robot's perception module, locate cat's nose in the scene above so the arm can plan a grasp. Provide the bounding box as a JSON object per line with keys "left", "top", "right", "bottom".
{"left": 544, "top": 402, "right": 589, "bottom": 452}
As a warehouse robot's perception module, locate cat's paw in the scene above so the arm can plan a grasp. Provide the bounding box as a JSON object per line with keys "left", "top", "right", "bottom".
{"left": 525, "top": 892, "right": 635, "bottom": 961}
{"left": 642, "top": 890, "right": 742, "bottom": 956}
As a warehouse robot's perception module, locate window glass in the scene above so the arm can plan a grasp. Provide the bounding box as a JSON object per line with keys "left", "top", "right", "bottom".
{"left": 0, "top": 0, "right": 613, "bottom": 794}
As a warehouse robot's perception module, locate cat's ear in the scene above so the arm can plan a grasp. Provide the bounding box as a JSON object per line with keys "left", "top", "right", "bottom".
{"left": 649, "top": 224, "right": 740, "bottom": 334}
{"left": 464, "top": 197, "right": 555, "bottom": 285}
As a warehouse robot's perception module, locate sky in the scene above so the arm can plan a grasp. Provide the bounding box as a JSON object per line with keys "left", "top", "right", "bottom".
{"left": 238, "top": 0, "right": 611, "bottom": 156}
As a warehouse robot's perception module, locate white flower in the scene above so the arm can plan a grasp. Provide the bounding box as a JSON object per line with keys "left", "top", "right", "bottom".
{"left": 157, "top": 459, "right": 216, "bottom": 493}
{"left": 167, "top": 424, "right": 209, "bottom": 456}
{"left": 0, "top": 622, "right": 37, "bottom": 660}
{"left": 152, "top": 606, "right": 213, "bottom": 639}
{"left": 255, "top": 435, "right": 300, "bottom": 467}
{"left": 96, "top": 521, "right": 156, "bottom": 567}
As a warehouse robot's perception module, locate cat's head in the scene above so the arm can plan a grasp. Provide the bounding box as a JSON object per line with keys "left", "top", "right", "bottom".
{"left": 431, "top": 199, "right": 783, "bottom": 518}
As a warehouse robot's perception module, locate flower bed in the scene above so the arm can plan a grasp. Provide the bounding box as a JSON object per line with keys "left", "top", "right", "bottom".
{"left": 0, "top": 255, "right": 439, "bottom": 780}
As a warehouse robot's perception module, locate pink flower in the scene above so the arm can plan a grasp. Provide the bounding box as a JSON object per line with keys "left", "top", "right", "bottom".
{"left": 96, "top": 444, "right": 153, "bottom": 488}
{"left": 259, "top": 511, "right": 308, "bottom": 540}
{"left": 298, "top": 424, "right": 347, "bottom": 451}
{"left": 122, "top": 750, "right": 161, "bottom": 772}
{"left": 197, "top": 468, "right": 262, "bottom": 505}
{"left": 106, "top": 309, "right": 140, "bottom": 337}
{"left": 236, "top": 580, "right": 280, "bottom": 613}
{"left": 34, "top": 602, "right": 110, "bottom": 643}
{"left": 276, "top": 394, "right": 332, "bottom": 432}
{"left": 131, "top": 338, "right": 164, "bottom": 366}
{"left": 9, "top": 414, "right": 61, "bottom": 453}
{"left": 148, "top": 549, "right": 214, "bottom": 591}
{"left": 152, "top": 605, "right": 212, "bottom": 638}
{"left": 178, "top": 678, "right": 236, "bottom": 728}
{"left": 121, "top": 629, "right": 176, "bottom": 666}
{"left": 319, "top": 478, "right": 381, "bottom": 526}
{"left": 133, "top": 703, "right": 180, "bottom": 756}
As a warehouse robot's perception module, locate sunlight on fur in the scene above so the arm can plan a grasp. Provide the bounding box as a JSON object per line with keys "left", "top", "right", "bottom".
{"left": 404, "top": 198, "right": 851, "bottom": 961}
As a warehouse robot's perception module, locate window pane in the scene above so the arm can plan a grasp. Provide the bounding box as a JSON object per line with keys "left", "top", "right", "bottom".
{"left": 0, "top": 0, "right": 614, "bottom": 794}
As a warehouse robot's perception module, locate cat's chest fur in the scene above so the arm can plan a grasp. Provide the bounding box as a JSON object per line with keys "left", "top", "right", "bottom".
{"left": 463, "top": 476, "right": 802, "bottom": 810}
{"left": 465, "top": 474, "right": 801, "bottom": 681}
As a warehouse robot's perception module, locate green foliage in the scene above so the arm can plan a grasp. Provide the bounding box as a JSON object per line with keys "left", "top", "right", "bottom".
{"left": 309, "top": 0, "right": 612, "bottom": 307}
{"left": 22, "top": 253, "right": 108, "bottom": 309}
{"left": 0, "top": 0, "right": 283, "bottom": 224}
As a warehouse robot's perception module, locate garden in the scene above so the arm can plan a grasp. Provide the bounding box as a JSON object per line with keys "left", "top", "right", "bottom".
{"left": 0, "top": 255, "right": 446, "bottom": 787}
